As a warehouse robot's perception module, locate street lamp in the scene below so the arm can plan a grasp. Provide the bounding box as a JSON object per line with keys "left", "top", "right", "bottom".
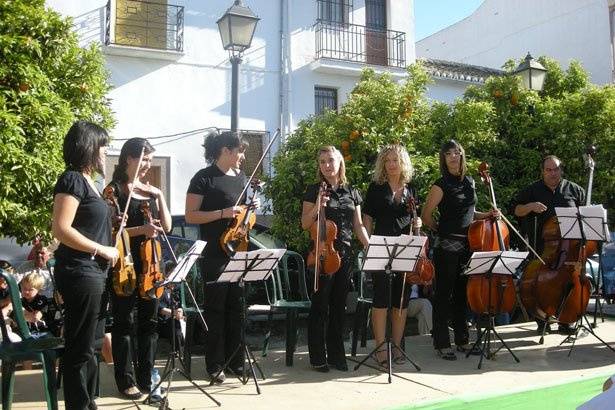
{"left": 513, "top": 53, "right": 547, "bottom": 91}
{"left": 217, "top": 0, "right": 260, "bottom": 134}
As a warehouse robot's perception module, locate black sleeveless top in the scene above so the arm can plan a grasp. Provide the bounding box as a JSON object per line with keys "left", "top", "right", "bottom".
{"left": 434, "top": 174, "right": 476, "bottom": 236}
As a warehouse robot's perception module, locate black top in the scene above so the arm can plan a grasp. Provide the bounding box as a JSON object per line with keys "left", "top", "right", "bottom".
{"left": 363, "top": 182, "right": 417, "bottom": 236}
{"left": 107, "top": 182, "right": 158, "bottom": 272}
{"left": 303, "top": 183, "right": 362, "bottom": 249}
{"left": 434, "top": 175, "right": 477, "bottom": 236}
{"left": 53, "top": 171, "right": 112, "bottom": 277}
{"left": 21, "top": 294, "right": 48, "bottom": 313}
{"left": 510, "top": 178, "right": 585, "bottom": 250}
{"left": 187, "top": 165, "right": 247, "bottom": 259}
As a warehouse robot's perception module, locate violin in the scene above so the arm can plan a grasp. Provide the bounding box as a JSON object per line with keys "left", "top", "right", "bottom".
{"left": 520, "top": 146, "right": 597, "bottom": 326}
{"left": 103, "top": 185, "right": 137, "bottom": 297}
{"left": 404, "top": 197, "right": 434, "bottom": 285}
{"left": 220, "top": 179, "right": 261, "bottom": 256}
{"left": 466, "top": 162, "right": 516, "bottom": 315}
{"left": 307, "top": 182, "right": 341, "bottom": 292}
{"left": 139, "top": 201, "right": 164, "bottom": 299}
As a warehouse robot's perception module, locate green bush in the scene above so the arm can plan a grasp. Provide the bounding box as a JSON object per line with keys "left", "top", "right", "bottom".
{"left": 266, "top": 59, "right": 614, "bottom": 254}
{"left": 0, "top": 0, "right": 114, "bottom": 244}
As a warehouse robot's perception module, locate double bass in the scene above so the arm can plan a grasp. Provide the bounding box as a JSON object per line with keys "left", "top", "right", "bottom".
{"left": 466, "top": 162, "right": 516, "bottom": 315}
{"left": 520, "top": 147, "right": 597, "bottom": 326}
{"left": 307, "top": 182, "right": 341, "bottom": 292}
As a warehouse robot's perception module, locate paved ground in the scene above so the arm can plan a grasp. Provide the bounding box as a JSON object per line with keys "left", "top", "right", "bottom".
{"left": 9, "top": 315, "right": 615, "bottom": 410}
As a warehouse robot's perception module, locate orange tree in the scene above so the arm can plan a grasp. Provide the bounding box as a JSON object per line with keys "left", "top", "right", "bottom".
{"left": 0, "top": 0, "right": 114, "bottom": 243}
{"left": 265, "top": 58, "right": 615, "bottom": 254}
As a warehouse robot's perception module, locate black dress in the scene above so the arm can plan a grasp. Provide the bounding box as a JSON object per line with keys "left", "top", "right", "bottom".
{"left": 54, "top": 171, "right": 111, "bottom": 410}
{"left": 303, "top": 183, "right": 362, "bottom": 368}
{"left": 362, "top": 182, "right": 417, "bottom": 309}
{"left": 106, "top": 181, "right": 159, "bottom": 393}
{"left": 187, "top": 164, "right": 247, "bottom": 375}
{"left": 431, "top": 174, "right": 476, "bottom": 350}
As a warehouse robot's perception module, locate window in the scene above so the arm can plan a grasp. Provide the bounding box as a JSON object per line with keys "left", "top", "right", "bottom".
{"left": 105, "top": 154, "right": 170, "bottom": 203}
{"left": 315, "top": 87, "right": 338, "bottom": 115}
{"left": 241, "top": 131, "right": 266, "bottom": 177}
{"left": 317, "top": 0, "right": 353, "bottom": 25}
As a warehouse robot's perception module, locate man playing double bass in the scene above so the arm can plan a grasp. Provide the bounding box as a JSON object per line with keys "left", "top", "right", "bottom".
{"left": 511, "top": 155, "right": 585, "bottom": 335}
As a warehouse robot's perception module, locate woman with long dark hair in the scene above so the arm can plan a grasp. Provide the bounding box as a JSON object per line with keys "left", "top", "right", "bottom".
{"left": 301, "top": 146, "right": 369, "bottom": 373}
{"left": 106, "top": 137, "right": 171, "bottom": 399}
{"left": 52, "top": 121, "right": 118, "bottom": 409}
{"left": 185, "top": 131, "right": 257, "bottom": 383}
{"left": 421, "top": 140, "right": 498, "bottom": 361}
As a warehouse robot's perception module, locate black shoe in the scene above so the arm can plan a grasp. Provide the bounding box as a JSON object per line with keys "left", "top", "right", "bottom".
{"left": 558, "top": 325, "right": 576, "bottom": 335}
{"left": 456, "top": 344, "right": 482, "bottom": 356}
{"left": 120, "top": 386, "right": 143, "bottom": 400}
{"left": 327, "top": 361, "right": 348, "bottom": 371}
{"left": 537, "top": 323, "right": 552, "bottom": 335}
{"left": 436, "top": 348, "right": 457, "bottom": 361}
{"left": 312, "top": 364, "right": 330, "bottom": 373}
{"left": 207, "top": 370, "right": 226, "bottom": 384}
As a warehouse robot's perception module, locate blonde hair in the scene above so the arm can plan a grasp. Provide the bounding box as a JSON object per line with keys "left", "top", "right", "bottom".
{"left": 21, "top": 271, "right": 44, "bottom": 291}
{"left": 317, "top": 145, "right": 347, "bottom": 185}
{"left": 373, "top": 144, "right": 413, "bottom": 185}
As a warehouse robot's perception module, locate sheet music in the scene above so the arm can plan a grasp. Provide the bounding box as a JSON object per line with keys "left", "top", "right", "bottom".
{"left": 362, "top": 235, "right": 426, "bottom": 272}
{"left": 555, "top": 205, "right": 609, "bottom": 242}
{"left": 465, "top": 251, "right": 529, "bottom": 275}
{"left": 217, "top": 249, "right": 286, "bottom": 283}
{"left": 162, "top": 240, "right": 207, "bottom": 285}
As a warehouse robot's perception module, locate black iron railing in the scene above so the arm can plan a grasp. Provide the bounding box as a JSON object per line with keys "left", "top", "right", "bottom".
{"left": 105, "top": 0, "right": 184, "bottom": 52}
{"left": 314, "top": 22, "right": 406, "bottom": 68}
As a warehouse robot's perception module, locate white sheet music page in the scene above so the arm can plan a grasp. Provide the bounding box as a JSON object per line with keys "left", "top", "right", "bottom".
{"left": 362, "top": 235, "right": 426, "bottom": 272}
{"left": 555, "top": 205, "right": 609, "bottom": 242}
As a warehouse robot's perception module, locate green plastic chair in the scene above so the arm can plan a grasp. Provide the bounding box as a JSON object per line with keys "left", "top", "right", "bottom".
{"left": 0, "top": 269, "right": 63, "bottom": 410}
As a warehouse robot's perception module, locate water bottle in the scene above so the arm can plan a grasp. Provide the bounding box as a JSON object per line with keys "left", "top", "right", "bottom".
{"left": 151, "top": 368, "right": 162, "bottom": 401}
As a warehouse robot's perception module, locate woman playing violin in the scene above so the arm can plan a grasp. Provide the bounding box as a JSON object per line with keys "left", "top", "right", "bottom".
{"left": 362, "top": 144, "right": 422, "bottom": 367}
{"left": 301, "top": 146, "right": 369, "bottom": 372}
{"left": 185, "top": 131, "right": 258, "bottom": 383}
{"left": 421, "top": 140, "right": 498, "bottom": 361}
{"left": 52, "top": 121, "right": 118, "bottom": 410}
{"left": 106, "top": 138, "right": 171, "bottom": 399}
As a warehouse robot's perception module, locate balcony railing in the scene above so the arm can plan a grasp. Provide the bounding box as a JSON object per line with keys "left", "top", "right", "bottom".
{"left": 105, "top": 0, "right": 184, "bottom": 52}
{"left": 314, "top": 22, "right": 406, "bottom": 68}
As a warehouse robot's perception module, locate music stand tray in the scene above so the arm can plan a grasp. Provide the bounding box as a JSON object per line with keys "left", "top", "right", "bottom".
{"left": 209, "top": 248, "right": 286, "bottom": 394}
{"left": 143, "top": 240, "right": 222, "bottom": 407}
{"left": 352, "top": 234, "right": 424, "bottom": 383}
{"left": 553, "top": 206, "right": 615, "bottom": 356}
{"left": 464, "top": 250, "right": 527, "bottom": 369}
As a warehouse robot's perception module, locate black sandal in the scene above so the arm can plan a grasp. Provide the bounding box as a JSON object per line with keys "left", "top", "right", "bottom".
{"left": 456, "top": 344, "right": 482, "bottom": 355}
{"left": 436, "top": 348, "right": 457, "bottom": 361}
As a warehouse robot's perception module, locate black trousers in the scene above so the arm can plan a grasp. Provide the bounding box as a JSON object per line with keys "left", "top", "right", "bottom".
{"left": 307, "top": 253, "right": 352, "bottom": 367}
{"left": 56, "top": 273, "right": 105, "bottom": 410}
{"left": 111, "top": 290, "right": 159, "bottom": 391}
{"left": 201, "top": 258, "right": 242, "bottom": 374}
{"left": 432, "top": 248, "right": 470, "bottom": 350}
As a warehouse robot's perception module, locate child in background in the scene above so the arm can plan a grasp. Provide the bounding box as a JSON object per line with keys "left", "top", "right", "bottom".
{"left": 20, "top": 271, "right": 50, "bottom": 334}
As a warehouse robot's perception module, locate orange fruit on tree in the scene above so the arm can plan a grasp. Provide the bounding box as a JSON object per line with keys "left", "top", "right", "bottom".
{"left": 349, "top": 130, "right": 360, "bottom": 140}
{"left": 493, "top": 89, "right": 503, "bottom": 98}
{"left": 341, "top": 140, "right": 350, "bottom": 151}
{"left": 344, "top": 154, "right": 352, "bottom": 162}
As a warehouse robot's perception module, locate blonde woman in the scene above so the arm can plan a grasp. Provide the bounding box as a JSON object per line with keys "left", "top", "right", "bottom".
{"left": 301, "top": 146, "right": 369, "bottom": 373}
{"left": 362, "top": 144, "right": 422, "bottom": 366}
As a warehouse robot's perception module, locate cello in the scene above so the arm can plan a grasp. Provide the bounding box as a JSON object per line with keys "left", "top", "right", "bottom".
{"left": 520, "top": 147, "right": 597, "bottom": 326}
{"left": 307, "top": 182, "right": 341, "bottom": 292}
{"left": 139, "top": 201, "right": 164, "bottom": 299}
{"left": 466, "top": 162, "right": 516, "bottom": 315}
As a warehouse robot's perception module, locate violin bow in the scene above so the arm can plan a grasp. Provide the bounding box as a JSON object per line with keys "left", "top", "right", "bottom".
{"left": 116, "top": 147, "right": 146, "bottom": 238}
{"left": 231, "top": 128, "right": 281, "bottom": 208}
{"left": 488, "top": 201, "right": 546, "bottom": 265}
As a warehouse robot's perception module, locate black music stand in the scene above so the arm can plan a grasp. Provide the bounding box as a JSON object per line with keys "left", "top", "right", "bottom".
{"left": 209, "top": 248, "right": 286, "bottom": 394}
{"left": 553, "top": 206, "right": 615, "bottom": 356}
{"left": 464, "top": 250, "right": 527, "bottom": 369}
{"left": 353, "top": 234, "right": 423, "bottom": 383}
{"left": 143, "top": 240, "right": 221, "bottom": 408}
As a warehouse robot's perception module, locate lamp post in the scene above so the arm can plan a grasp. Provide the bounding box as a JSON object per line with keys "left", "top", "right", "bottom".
{"left": 513, "top": 53, "right": 547, "bottom": 91}
{"left": 217, "top": 0, "right": 260, "bottom": 135}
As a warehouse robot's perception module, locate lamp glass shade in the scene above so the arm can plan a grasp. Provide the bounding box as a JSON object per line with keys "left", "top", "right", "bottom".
{"left": 514, "top": 53, "right": 547, "bottom": 91}
{"left": 217, "top": 3, "right": 259, "bottom": 53}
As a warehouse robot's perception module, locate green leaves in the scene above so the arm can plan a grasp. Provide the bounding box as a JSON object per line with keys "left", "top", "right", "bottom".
{"left": 0, "top": 0, "right": 114, "bottom": 244}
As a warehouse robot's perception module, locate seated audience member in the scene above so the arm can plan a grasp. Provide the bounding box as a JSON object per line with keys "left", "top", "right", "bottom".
{"left": 406, "top": 284, "right": 433, "bottom": 335}
{"left": 20, "top": 271, "right": 50, "bottom": 334}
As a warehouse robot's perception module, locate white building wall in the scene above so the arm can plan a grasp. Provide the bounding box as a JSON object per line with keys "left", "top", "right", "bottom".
{"left": 417, "top": 0, "right": 613, "bottom": 84}
{"left": 424, "top": 79, "right": 469, "bottom": 104}
{"left": 46, "top": 0, "right": 415, "bottom": 213}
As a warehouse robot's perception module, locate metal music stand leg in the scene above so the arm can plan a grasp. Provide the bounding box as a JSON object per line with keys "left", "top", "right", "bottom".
{"left": 353, "top": 270, "right": 420, "bottom": 383}
{"left": 209, "top": 278, "right": 265, "bottom": 394}
{"left": 143, "top": 282, "right": 221, "bottom": 408}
